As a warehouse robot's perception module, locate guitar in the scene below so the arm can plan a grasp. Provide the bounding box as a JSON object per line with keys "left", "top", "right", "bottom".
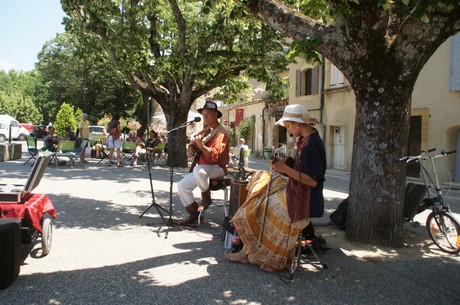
{"left": 188, "top": 125, "right": 223, "bottom": 172}
{"left": 189, "top": 148, "right": 202, "bottom": 173}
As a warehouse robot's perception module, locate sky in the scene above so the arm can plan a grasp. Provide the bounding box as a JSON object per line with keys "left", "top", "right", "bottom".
{"left": 0, "top": 1, "right": 66, "bottom": 72}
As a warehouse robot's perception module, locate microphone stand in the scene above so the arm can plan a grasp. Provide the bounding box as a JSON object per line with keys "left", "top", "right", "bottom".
{"left": 139, "top": 154, "right": 171, "bottom": 222}
{"left": 141, "top": 118, "right": 198, "bottom": 237}
{"left": 164, "top": 119, "right": 198, "bottom": 223}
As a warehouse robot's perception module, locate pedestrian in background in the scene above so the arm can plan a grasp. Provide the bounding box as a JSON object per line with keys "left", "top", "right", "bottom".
{"left": 78, "top": 113, "right": 90, "bottom": 163}
{"left": 107, "top": 114, "right": 123, "bottom": 167}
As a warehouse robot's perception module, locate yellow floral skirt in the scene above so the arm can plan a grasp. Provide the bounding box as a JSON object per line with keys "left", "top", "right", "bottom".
{"left": 232, "top": 171, "right": 309, "bottom": 272}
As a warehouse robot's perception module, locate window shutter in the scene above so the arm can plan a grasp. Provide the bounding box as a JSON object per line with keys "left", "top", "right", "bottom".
{"left": 311, "top": 66, "right": 319, "bottom": 95}
{"left": 450, "top": 33, "right": 460, "bottom": 91}
{"left": 330, "top": 63, "right": 344, "bottom": 87}
{"left": 296, "top": 69, "right": 301, "bottom": 97}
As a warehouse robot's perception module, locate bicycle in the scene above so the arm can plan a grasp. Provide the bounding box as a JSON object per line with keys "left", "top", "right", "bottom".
{"left": 399, "top": 148, "right": 460, "bottom": 254}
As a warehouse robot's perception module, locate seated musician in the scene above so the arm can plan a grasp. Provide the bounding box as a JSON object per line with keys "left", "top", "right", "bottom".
{"left": 177, "top": 101, "right": 230, "bottom": 225}
{"left": 224, "top": 104, "right": 326, "bottom": 272}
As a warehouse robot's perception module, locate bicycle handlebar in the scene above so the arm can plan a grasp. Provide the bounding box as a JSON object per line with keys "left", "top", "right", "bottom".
{"left": 441, "top": 149, "right": 456, "bottom": 156}
{"left": 399, "top": 148, "right": 456, "bottom": 162}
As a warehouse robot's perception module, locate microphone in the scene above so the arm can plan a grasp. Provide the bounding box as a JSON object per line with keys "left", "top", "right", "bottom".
{"left": 167, "top": 116, "right": 201, "bottom": 134}
{"left": 188, "top": 117, "right": 201, "bottom": 124}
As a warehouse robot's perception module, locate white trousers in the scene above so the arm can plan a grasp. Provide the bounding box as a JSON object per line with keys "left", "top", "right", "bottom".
{"left": 177, "top": 164, "right": 225, "bottom": 207}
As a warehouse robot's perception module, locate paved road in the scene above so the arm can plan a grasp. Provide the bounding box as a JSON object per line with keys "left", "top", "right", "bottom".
{"left": 0, "top": 144, "right": 459, "bottom": 305}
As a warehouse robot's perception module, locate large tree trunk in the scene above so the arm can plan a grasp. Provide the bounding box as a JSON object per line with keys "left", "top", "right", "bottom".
{"left": 159, "top": 96, "right": 192, "bottom": 168}
{"left": 346, "top": 71, "right": 413, "bottom": 247}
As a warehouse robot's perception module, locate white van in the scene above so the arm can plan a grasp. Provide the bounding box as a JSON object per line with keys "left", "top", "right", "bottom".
{"left": 0, "top": 115, "right": 30, "bottom": 142}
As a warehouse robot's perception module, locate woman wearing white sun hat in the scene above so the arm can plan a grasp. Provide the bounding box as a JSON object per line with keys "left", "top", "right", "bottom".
{"left": 272, "top": 104, "right": 326, "bottom": 241}
{"left": 225, "top": 104, "right": 326, "bottom": 271}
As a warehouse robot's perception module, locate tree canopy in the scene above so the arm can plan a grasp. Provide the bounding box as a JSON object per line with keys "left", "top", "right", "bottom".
{"left": 0, "top": 70, "right": 44, "bottom": 124}
{"left": 61, "top": 0, "right": 291, "bottom": 166}
{"left": 36, "top": 33, "right": 142, "bottom": 123}
{"left": 244, "top": 0, "right": 460, "bottom": 246}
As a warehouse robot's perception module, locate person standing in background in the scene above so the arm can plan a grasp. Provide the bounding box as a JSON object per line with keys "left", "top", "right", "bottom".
{"left": 107, "top": 114, "right": 123, "bottom": 167}
{"left": 78, "top": 113, "right": 90, "bottom": 163}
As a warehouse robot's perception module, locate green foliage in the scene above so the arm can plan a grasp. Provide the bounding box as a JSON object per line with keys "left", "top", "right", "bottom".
{"left": 75, "top": 108, "right": 84, "bottom": 125}
{"left": 236, "top": 115, "right": 255, "bottom": 141}
{"left": 36, "top": 33, "right": 142, "bottom": 123}
{"left": 97, "top": 114, "right": 128, "bottom": 132}
{"left": 0, "top": 91, "right": 14, "bottom": 115}
{"left": 286, "top": 37, "right": 322, "bottom": 65}
{"left": 0, "top": 90, "right": 43, "bottom": 124}
{"left": 284, "top": 0, "right": 330, "bottom": 20}
{"left": 97, "top": 115, "right": 112, "bottom": 130}
{"left": 54, "top": 102, "right": 77, "bottom": 137}
{"left": 0, "top": 70, "right": 45, "bottom": 124}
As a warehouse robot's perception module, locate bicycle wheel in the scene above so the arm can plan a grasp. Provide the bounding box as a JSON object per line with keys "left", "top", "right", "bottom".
{"left": 426, "top": 211, "right": 460, "bottom": 254}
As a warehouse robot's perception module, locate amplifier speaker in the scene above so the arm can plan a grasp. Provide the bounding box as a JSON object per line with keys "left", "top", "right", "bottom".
{"left": 0, "top": 218, "right": 21, "bottom": 289}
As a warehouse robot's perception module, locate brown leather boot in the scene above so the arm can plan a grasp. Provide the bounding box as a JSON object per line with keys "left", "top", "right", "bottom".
{"left": 180, "top": 202, "right": 199, "bottom": 225}
{"left": 197, "top": 189, "right": 212, "bottom": 212}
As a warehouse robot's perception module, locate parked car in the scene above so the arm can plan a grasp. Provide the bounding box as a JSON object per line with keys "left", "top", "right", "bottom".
{"left": 20, "top": 123, "right": 35, "bottom": 132}
{"left": 89, "top": 125, "right": 107, "bottom": 145}
{"left": 89, "top": 125, "right": 106, "bottom": 134}
{"left": 0, "top": 115, "right": 30, "bottom": 142}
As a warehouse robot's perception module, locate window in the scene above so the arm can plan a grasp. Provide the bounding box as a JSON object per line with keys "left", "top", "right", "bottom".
{"left": 330, "top": 63, "right": 345, "bottom": 88}
{"left": 295, "top": 65, "right": 319, "bottom": 96}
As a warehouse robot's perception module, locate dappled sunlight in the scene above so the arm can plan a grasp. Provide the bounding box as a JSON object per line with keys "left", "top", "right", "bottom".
{"left": 139, "top": 257, "right": 218, "bottom": 286}
{"left": 323, "top": 189, "right": 348, "bottom": 199}
{"left": 320, "top": 222, "right": 460, "bottom": 262}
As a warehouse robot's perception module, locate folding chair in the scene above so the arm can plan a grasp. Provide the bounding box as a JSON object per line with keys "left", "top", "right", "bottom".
{"left": 54, "top": 140, "right": 76, "bottom": 168}
{"left": 72, "top": 139, "right": 89, "bottom": 164}
{"left": 290, "top": 232, "right": 328, "bottom": 280}
{"left": 122, "top": 141, "right": 137, "bottom": 164}
{"left": 154, "top": 143, "right": 166, "bottom": 158}
{"left": 243, "top": 149, "right": 251, "bottom": 167}
{"left": 23, "top": 136, "right": 39, "bottom": 167}
{"left": 150, "top": 142, "right": 167, "bottom": 165}
{"left": 96, "top": 139, "right": 109, "bottom": 163}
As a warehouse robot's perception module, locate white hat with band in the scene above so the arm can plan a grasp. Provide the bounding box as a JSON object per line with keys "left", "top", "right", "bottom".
{"left": 275, "top": 104, "right": 310, "bottom": 126}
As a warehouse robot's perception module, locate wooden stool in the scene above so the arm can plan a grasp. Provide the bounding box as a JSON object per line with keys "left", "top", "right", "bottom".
{"left": 198, "top": 176, "right": 232, "bottom": 225}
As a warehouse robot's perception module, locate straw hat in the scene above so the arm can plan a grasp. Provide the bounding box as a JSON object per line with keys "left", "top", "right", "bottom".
{"left": 275, "top": 104, "right": 310, "bottom": 127}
